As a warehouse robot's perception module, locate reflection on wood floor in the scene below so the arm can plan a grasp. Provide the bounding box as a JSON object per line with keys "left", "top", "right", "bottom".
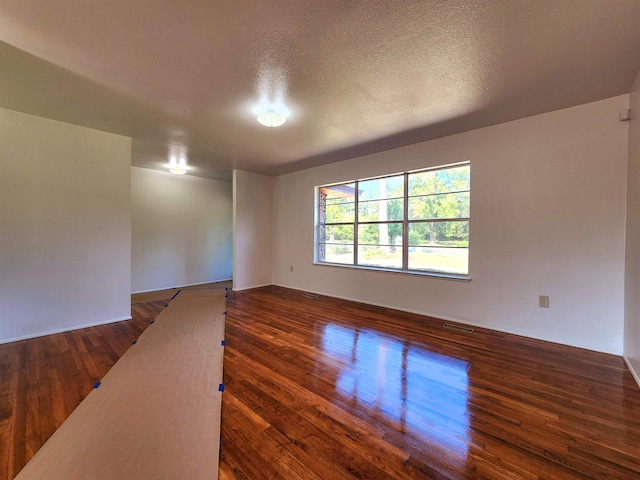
{"left": 2, "top": 286, "right": 640, "bottom": 479}
{"left": 221, "top": 286, "right": 640, "bottom": 479}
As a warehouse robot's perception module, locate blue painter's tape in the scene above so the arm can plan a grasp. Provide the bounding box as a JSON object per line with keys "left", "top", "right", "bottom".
{"left": 218, "top": 384, "right": 225, "bottom": 392}
{"left": 93, "top": 382, "right": 102, "bottom": 389}
{"left": 132, "top": 340, "right": 137, "bottom": 345}
{"left": 221, "top": 340, "right": 226, "bottom": 346}
{"left": 225, "top": 287, "right": 228, "bottom": 291}
{"left": 150, "top": 320, "right": 155, "bottom": 324}
{"left": 223, "top": 311, "right": 227, "bottom": 315}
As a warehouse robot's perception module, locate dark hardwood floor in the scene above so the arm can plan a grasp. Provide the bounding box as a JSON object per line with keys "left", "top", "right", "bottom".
{"left": 2, "top": 286, "right": 640, "bottom": 479}
{"left": 221, "top": 286, "right": 640, "bottom": 479}
{"left": 0, "top": 300, "right": 166, "bottom": 480}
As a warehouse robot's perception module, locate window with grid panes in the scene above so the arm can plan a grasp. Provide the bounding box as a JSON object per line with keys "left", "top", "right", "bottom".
{"left": 316, "top": 163, "right": 470, "bottom": 276}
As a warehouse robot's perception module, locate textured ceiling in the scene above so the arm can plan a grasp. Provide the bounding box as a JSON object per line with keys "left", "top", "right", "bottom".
{"left": 1, "top": 1, "right": 640, "bottom": 181}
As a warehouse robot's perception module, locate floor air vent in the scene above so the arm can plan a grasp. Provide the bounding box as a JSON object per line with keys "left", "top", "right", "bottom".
{"left": 302, "top": 293, "right": 318, "bottom": 299}
{"left": 443, "top": 323, "right": 474, "bottom": 333}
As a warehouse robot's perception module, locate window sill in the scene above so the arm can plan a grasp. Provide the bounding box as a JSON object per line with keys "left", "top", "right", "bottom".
{"left": 312, "top": 262, "right": 471, "bottom": 282}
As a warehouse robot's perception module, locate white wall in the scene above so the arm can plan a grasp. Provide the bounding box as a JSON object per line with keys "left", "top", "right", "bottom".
{"left": 0, "top": 107, "right": 131, "bottom": 343}
{"left": 273, "top": 95, "right": 629, "bottom": 355}
{"left": 131, "top": 167, "right": 233, "bottom": 293}
{"left": 233, "top": 170, "right": 273, "bottom": 291}
{"left": 625, "top": 73, "right": 640, "bottom": 385}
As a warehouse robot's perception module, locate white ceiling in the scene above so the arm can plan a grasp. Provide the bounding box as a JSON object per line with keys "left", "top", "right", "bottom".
{"left": 1, "top": 1, "right": 640, "bottom": 181}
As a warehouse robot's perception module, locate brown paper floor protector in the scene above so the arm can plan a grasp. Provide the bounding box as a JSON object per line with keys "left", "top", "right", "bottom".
{"left": 131, "top": 281, "right": 232, "bottom": 304}
{"left": 15, "top": 289, "right": 226, "bottom": 480}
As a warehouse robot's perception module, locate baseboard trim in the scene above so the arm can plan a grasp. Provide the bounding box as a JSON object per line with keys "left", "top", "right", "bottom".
{"left": 0, "top": 315, "right": 133, "bottom": 345}
{"left": 132, "top": 278, "right": 233, "bottom": 294}
{"left": 624, "top": 356, "right": 640, "bottom": 389}
{"left": 232, "top": 282, "right": 272, "bottom": 292}
{"left": 271, "top": 282, "right": 621, "bottom": 356}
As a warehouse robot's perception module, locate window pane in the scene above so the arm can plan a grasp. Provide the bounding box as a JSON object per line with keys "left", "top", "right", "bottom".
{"left": 321, "top": 183, "right": 356, "bottom": 202}
{"left": 409, "top": 221, "right": 469, "bottom": 247}
{"left": 320, "top": 225, "right": 354, "bottom": 244}
{"left": 408, "top": 192, "right": 470, "bottom": 220}
{"left": 358, "top": 245, "right": 403, "bottom": 269}
{"left": 325, "top": 203, "right": 355, "bottom": 223}
{"left": 320, "top": 183, "right": 356, "bottom": 223}
{"left": 408, "top": 165, "right": 470, "bottom": 196}
{"left": 358, "top": 175, "right": 404, "bottom": 201}
{"left": 358, "top": 223, "right": 403, "bottom": 246}
{"left": 322, "top": 244, "right": 354, "bottom": 264}
{"left": 358, "top": 198, "right": 404, "bottom": 222}
{"left": 408, "top": 247, "right": 469, "bottom": 275}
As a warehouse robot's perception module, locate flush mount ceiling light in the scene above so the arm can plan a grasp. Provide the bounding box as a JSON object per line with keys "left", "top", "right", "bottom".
{"left": 257, "top": 109, "right": 287, "bottom": 128}
{"left": 168, "top": 154, "right": 188, "bottom": 175}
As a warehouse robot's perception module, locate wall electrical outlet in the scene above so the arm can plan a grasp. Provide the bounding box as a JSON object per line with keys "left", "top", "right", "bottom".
{"left": 539, "top": 295, "right": 550, "bottom": 308}
{"left": 290, "top": 265, "right": 294, "bottom": 272}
